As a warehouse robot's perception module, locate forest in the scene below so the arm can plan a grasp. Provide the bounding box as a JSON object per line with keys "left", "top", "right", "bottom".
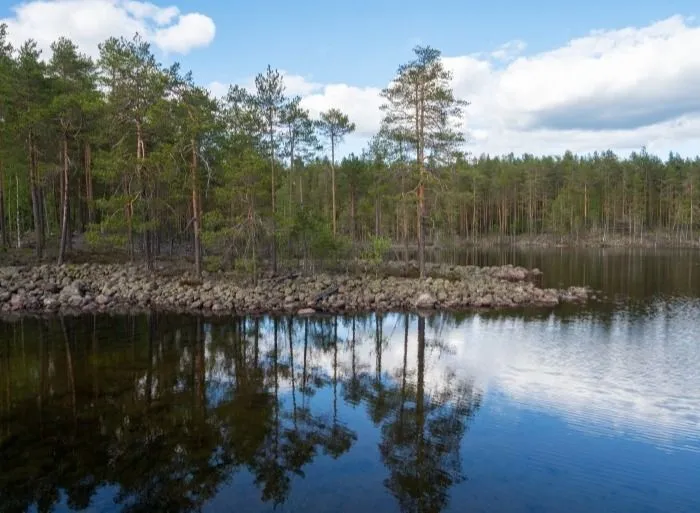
{"left": 1, "top": 25, "right": 699, "bottom": 277}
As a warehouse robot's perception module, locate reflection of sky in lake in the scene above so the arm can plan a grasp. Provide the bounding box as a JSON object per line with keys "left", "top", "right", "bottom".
{"left": 19, "top": 298, "right": 700, "bottom": 513}
{"left": 440, "top": 305, "right": 700, "bottom": 452}
{"left": 202, "top": 308, "right": 700, "bottom": 512}
{"left": 207, "top": 301, "right": 700, "bottom": 454}
{"left": 194, "top": 301, "right": 700, "bottom": 512}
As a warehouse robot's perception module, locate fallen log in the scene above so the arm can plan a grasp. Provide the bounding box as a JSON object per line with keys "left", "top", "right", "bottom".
{"left": 272, "top": 272, "right": 299, "bottom": 285}
{"left": 312, "top": 284, "right": 339, "bottom": 304}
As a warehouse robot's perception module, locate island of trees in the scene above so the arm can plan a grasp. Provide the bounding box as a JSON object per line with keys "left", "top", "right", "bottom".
{"left": 1, "top": 25, "right": 699, "bottom": 279}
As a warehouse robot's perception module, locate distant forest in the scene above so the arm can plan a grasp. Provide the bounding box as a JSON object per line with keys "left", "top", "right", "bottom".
{"left": 1, "top": 26, "right": 699, "bottom": 276}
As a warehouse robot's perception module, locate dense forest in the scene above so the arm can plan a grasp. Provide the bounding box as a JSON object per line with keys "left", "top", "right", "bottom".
{"left": 1, "top": 26, "right": 699, "bottom": 277}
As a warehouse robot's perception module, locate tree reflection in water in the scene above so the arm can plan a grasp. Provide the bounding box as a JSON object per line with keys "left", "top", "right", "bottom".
{"left": 0, "top": 312, "right": 481, "bottom": 513}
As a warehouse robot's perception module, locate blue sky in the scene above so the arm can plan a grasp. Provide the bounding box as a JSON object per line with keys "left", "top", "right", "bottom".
{"left": 165, "top": 0, "right": 698, "bottom": 87}
{"left": 2, "top": 0, "right": 700, "bottom": 158}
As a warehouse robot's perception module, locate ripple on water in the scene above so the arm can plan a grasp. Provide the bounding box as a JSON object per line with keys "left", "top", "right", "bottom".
{"left": 445, "top": 299, "right": 700, "bottom": 455}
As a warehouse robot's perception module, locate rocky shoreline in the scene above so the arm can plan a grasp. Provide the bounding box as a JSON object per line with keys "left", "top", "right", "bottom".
{"left": 0, "top": 263, "right": 591, "bottom": 319}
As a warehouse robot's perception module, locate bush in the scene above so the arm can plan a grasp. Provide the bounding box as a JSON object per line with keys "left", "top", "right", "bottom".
{"left": 362, "top": 235, "right": 391, "bottom": 274}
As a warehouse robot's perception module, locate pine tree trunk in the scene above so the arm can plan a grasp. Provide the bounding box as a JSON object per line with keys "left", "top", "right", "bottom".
{"left": 416, "top": 86, "right": 426, "bottom": 279}
{"left": 350, "top": 188, "right": 356, "bottom": 241}
{"left": 191, "top": 138, "right": 202, "bottom": 276}
{"left": 331, "top": 136, "right": 337, "bottom": 235}
{"left": 125, "top": 173, "right": 133, "bottom": 260}
{"left": 84, "top": 142, "right": 94, "bottom": 225}
{"left": 15, "top": 174, "right": 21, "bottom": 249}
{"left": 58, "top": 133, "right": 70, "bottom": 265}
{"left": 0, "top": 159, "right": 7, "bottom": 248}
{"left": 418, "top": 182, "right": 426, "bottom": 278}
{"left": 375, "top": 197, "right": 380, "bottom": 237}
{"left": 270, "top": 127, "right": 277, "bottom": 274}
{"left": 29, "top": 132, "right": 43, "bottom": 260}
{"left": 402, "top": 174, "right": 409, "bottom": 264}
{"left": 289, "top": 140, "right": 294, "bottom": 218}
{"left": 691, "top": 180, "right": 694, "bottom": 240}
{"left": 136, "top": 123, "right": 149, "bottom": 268}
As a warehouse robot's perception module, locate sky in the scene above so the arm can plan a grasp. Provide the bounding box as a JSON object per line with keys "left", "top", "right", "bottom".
{"left": 2, "top": 0, "right": 700, "bottom": 160}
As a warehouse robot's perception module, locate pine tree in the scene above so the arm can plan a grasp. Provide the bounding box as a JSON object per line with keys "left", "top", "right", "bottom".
{"left": 0, "top": 24, "right": 14, "bottom": 248}
{"left": 316, "top": 108, "right": 355, "bottom": 235}
{"left": 48, "top": 37, "right": 99, "bottom": 264}
{"left": 380, "top": 45, "right": 467, "bottom": 277}
{"left": 254, "top": 65, "right": 287, "bottom": 274}
{"left": 172, "top": 69, "right": 220, "bottom": 276}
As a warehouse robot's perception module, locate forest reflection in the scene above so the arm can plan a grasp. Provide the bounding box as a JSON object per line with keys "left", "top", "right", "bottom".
{"left": 0, "top": 313, "right": 482, "bottom": 513}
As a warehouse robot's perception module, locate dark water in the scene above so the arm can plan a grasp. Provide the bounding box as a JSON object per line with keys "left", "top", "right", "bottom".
{"left": 420, "top": 246, "right": 700, "bottom": 299}
{"left": 1, "top": 250, "right": 699, "bottom": 513}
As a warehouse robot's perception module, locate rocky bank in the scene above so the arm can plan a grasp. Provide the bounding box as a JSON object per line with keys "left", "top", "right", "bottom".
{"left": 0, "top": 263, "right": 591, "bottom": 318}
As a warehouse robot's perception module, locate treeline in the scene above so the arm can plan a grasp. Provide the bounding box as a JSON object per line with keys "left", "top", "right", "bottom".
{"left": 1, "top": 26, "right": 699, "bottom": 277}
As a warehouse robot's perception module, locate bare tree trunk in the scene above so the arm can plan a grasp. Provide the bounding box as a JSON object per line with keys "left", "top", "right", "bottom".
{"left": 350, "top": 188, "right": 356, "bottom": 241}
{"left": 125, "top": 174, "right": 134, "bottom": 261}
{"left": 191, "top": 138, "right": 202, "bottom": 276}
{"left": 28, "top": 132, "right": 43, "bottom": 260}
{"left": 136, "top": 123, "right": 152, "bottom": 269}
{"left": 374, "top": 198, "right": 380, "bottom": 237}
{"left": 84, "top": 142, "right": 94, "bottom": 225}
{"left": 0, "top": 160, "right": 7, "bottom": 248}
{"left": 418, "top": 182, "right": 426, "bottom": 277}
{"left": 270, "top": 128, "right": 277, "bottom": 274}
{"left": 691, "top": 180, "right": 695, "bottom": 240}
{"left": 58, "top": 133, "right": 70, "bottom": 264}
{"left": 15, "top": 174, "right": 20, "bottom": 249}
{"left": 289, "top": 140, "right": 295, "bottom": 218}
{"left": 331, "top": 135, "right": 337, "bottom": 235}
{"left": 416, "top": 87, "right": 426, "bottom": 278}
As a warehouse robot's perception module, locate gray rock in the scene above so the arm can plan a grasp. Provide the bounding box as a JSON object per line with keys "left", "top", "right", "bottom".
{"left": 43, "top": 297, "right": 60, "bottom": 310}
{"left": 414, "top": 292, "right": 436, "bottom": 309}
{"left": 96, "top": 294, "right": 110, "bottom": 305}
{"left": 10, "top": 294, "right": 24, "bottom": 309}
{"left": 68, "top": 295, "right": 83, "bottom": 308}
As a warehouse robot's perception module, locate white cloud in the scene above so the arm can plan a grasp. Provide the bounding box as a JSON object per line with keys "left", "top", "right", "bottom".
{"left": 300, "top": 83, "right": 384, "bottom": 138}
{"left": 211, "top": 15, "right": 700, "bottom": 158}
{"left": 206, "top": 80, "right": 230, "bottom": 99}
{"left": 281, "top": 73, "right": 324, "bottom": 97}
{"left": 208, "top": 71, "right": 323, "bottom": 99}
{"left": 123, "top": 1, "right": 178, "bottom": 25}
{"left": 153, "top": 12, "right": 215, "bottom": 54}
{"left": 490, "top": 39, "right": 527, "bottom": 62}
{"left": 1, "top": 0, "right": 215, "bottom": 57}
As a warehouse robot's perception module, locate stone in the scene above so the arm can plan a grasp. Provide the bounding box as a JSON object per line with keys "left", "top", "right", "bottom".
{"left": 96, "top": 294, "right": 110, "bottom": 305}
{"left": 9, "top": 294, "right": 24, "bottom": 310}
{"left": 0, "top": 262, "right": 590, "bottom": 318}
{"left": 43, "top": 297, "right": 60, "bottom": 310}
{"left": 414, "top": 293, "right": 436, "bottom": 309}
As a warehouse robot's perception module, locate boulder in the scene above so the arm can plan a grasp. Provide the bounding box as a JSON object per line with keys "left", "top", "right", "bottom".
{"left": 414, "top": 293, "right": 436, "bottom": 309}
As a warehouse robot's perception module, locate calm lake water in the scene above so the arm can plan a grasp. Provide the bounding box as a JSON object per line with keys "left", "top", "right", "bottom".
{"left": 1, "top": 249, "right": 699, "bottom": 513}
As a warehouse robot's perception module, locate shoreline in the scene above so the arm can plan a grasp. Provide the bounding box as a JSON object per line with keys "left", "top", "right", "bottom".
{"left": 413, "top": 233, "right": 700, "bottom": 251}
{"left": 0, "top": 263, "right": 592, "bottom": 320}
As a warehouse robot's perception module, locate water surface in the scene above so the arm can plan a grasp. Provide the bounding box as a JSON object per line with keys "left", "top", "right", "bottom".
{"left": 1, "top": 249, "right": 699, "bottom": 512}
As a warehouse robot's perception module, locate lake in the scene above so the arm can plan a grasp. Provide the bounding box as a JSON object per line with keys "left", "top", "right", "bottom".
{"left": 1, "top": 249, "right": 699, "bottom": 513}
